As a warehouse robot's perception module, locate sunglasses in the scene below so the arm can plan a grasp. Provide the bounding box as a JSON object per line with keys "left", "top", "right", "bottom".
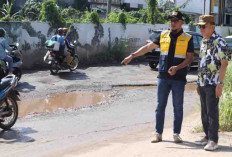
{"left": 198, "top": 25, "right": 206, "bottom": 29}
{"left": 169, "top": 20, "right": 179, "bottom": 23}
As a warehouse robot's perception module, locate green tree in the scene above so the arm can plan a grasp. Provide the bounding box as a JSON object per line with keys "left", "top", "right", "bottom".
{"left": 61, "top": 7, "right": 82, "bottom": 20}
{"left": 0, "top": 0, "right": 19, "bottom": 21}
{"left": 39, "top": 0, "right": 65, "bottom": 28}
{"left": 147, "top": 0, "right": 157, "bottom": 24}
{"left": 89, "top": 11, "right": 100, "bottom": 25}
{"left": 81, "top": 11, "right": 100, "bottom": 24}
{"left": 118, "top": 12, "right": 127, "bottom": 27}
{"left": 19, "top": 0, "right": 41, "bottom": 21}
{"left": 104, "top": 11, "right": 119, "bottom": 23}
{"left": 0, "top": 0, "right": 11, "bottom": 8}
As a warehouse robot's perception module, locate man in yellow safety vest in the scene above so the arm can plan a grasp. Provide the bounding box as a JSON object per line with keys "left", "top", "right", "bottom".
{"left": 121, "top": 11, "right": 194, "bottom": 143}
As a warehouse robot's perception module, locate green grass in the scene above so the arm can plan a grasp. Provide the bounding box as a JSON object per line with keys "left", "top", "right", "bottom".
{"left": 192, "top": 125, "right": 204, "bottom": 133}
{"left": 194, "top": 62, "right": 232, "bottom": 133}
{"left": 219, "top": 61, "right": 232, "bottom": 131}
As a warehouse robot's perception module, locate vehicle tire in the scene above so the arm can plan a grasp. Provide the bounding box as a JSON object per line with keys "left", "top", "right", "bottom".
{"left": 69, "top": 55, "right": 79, "bottom": 72}
{"left": 12, "top": 68, "right": 22, "bottom": 81}
{"left": 149, "top": 61, "right": 158, "bottom": 69}
{"left": 0, "top": 68, "right": 5, "bottom": 80}
{"left": 50, "top": 61, "right": 59, "bottom": 75}
{"left": 0, "top": 95, "right": 18, "bottom": 130}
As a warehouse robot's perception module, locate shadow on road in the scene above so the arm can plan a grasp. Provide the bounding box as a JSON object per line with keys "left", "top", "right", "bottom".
{"left": 0, "top": 127, "right": 37, "bottom": 144}
{"left": 58, "top": 71, "right": 89, "bottom": 80}
{"left": 165, "top": 140, "right": 232, "bottom": 152}
{"left": 16, "top": 82, "right": 36, "bottom": 93}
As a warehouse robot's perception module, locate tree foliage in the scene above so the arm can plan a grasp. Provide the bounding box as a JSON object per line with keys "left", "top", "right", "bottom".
{"left": 19, "top": 0, "right": 41, "bottom": 21}
{"left": 61, "top": 7, "right": 82, "bottom": 20}
{"left": 0, "top": 0, "right": 19, "bottom": 21}
{"left": 147, "top": 0, "right": 157, "bottom": 24}
{"left": 39, "top": 0, "right": 65, "bottom": 28}
{"left": 0, "top": 0, "right": 194, "bottom": 25}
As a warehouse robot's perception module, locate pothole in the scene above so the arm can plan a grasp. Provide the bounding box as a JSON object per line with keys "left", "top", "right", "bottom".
{"left": 18, "top": 91, "right": 111, "bottom": 117}
{"left": 18, "top": 84, "right": 197, "bottom": 117}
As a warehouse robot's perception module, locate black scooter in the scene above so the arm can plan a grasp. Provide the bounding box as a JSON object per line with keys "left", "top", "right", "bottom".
{"left": 0, "top": 74, "right": 20, "bottom": 130}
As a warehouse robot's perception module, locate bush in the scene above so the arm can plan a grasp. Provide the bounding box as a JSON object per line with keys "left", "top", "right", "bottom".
{"left": 39, "top": 0, "right": 65, "bottom": 28}
{"left": 104, "top": 9, "right": 166, "bottom": 25}
{"left": 118, "top": 12, "right": 126, "bottom": 27}
{"left": 89, "top": 11, "right": 100, "bottom": 25}
{"left": 0, "top": 0, "right": 19, "bottom": 21}
{"left": 61, "top": 7, "right": 82, "bottom": 20}
{"left": 104, "top": 11, "right": 119, "bottom": 23}
{"left": 219, "top": 61, "right": 232, "bottom": 131}
{"left": 125, "top": 9, "right": 150, "bottom": 24}
{"left": 81, "top": 11, "right": 100, "bottom": 24}
{"left": 110, "top": 38, "right": 128, "bottom": 62}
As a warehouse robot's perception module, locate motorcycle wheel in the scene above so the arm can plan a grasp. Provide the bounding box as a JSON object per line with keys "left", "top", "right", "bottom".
{"left": 0, "top": 95, "right": 18, "bottom": 130}
{"left": 50, "top": 61, "right": 59, "bottom": 75}
{"left": 12, "top": 68, "right": 22, "bottom": 81}
{"left": 149, "top": 61, "right": 158, "bottom": 70}
{"left": 69, "top": 55, "right": 79, "bottom": 71}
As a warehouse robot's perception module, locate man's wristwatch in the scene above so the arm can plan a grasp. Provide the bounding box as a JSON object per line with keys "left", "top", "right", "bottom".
{"left": 217, "top": 81, "right": 223, "bottom": 85}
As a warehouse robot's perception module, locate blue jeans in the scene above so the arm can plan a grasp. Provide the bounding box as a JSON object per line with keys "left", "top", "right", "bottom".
{"left": 155, "top": 78, "right": 186, "bottom": 134}
{"left": 3, "top": 55, "right": 13, "bottom": 72}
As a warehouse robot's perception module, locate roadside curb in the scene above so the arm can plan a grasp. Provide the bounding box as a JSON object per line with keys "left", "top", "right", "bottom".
{"left": 111, "top": 80, "right": 197, "bottom": 87}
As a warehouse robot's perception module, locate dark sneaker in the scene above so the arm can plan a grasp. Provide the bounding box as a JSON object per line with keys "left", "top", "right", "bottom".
{"left": 151, "top": 133, "right": 162, "bottom": 143}
{"left": 173, "top": 133, "right": 183, "bottom": 143}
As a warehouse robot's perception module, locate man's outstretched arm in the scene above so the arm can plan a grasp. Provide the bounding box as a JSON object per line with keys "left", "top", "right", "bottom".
{"left": 121, "top": 42, "right": 159, "bottom": 65}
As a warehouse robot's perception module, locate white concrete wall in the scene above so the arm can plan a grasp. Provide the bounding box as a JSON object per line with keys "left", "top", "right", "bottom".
{"left": 1, "top": 22, "right": 232, "bottom": 69}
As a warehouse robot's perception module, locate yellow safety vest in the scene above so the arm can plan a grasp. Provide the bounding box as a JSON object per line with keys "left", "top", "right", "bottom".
{"left": 159, "top": 30, "right": 192, "bottom": 74}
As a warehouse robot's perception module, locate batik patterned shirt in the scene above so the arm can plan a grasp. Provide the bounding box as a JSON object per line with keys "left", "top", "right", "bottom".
{"left": 198, "top": 32, "right": 229, "bottom": 87}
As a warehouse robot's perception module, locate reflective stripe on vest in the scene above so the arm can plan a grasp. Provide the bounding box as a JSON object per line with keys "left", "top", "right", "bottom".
{"left": 160, "top": 30, "right": 191, "bottom": 58}
{"left": 160, "top": 52, "right": 168, "bottom": 56}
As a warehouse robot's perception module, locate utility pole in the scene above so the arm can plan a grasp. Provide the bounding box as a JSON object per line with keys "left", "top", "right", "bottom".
{"left": 204, "top": 0, "right": 206, "bottom": 14}
{"left": 107, "top": 0, "right": 112, "bottom": 15}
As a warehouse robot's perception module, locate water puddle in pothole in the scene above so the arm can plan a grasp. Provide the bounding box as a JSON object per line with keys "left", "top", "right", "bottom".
{"left": 18, "top": 84, "right": 197, "bottom": 117}
{"left": 18, "top": 91, "right": 111, "bottom": 117}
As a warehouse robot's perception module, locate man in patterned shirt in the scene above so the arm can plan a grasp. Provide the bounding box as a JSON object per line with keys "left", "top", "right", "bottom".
{"left": 195, "top": 15, "right": 229, "bottom": 151}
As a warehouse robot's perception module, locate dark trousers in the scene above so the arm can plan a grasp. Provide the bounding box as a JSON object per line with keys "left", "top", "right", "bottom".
{"left": 199, "top": 85, "right": 219, "bottom": 143}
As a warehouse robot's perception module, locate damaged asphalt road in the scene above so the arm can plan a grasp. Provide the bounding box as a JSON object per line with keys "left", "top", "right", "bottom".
{"left": 0, "top": 63, "right": 199, "bottom": 157}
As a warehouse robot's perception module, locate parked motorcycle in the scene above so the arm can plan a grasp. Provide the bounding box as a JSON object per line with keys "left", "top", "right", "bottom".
{"left": 44, "top": 41, "right": 79, "bottom": 75}
{"left": 0, "top": 74, "right": 20, "bottom": 130}
{"left": 0, "top": 43, "right": 23, "bottom": 80}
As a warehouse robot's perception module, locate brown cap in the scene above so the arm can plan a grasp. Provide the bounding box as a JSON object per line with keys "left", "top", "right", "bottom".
{"left": 196, "top": 15, "right": 215, "bottom": 25}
